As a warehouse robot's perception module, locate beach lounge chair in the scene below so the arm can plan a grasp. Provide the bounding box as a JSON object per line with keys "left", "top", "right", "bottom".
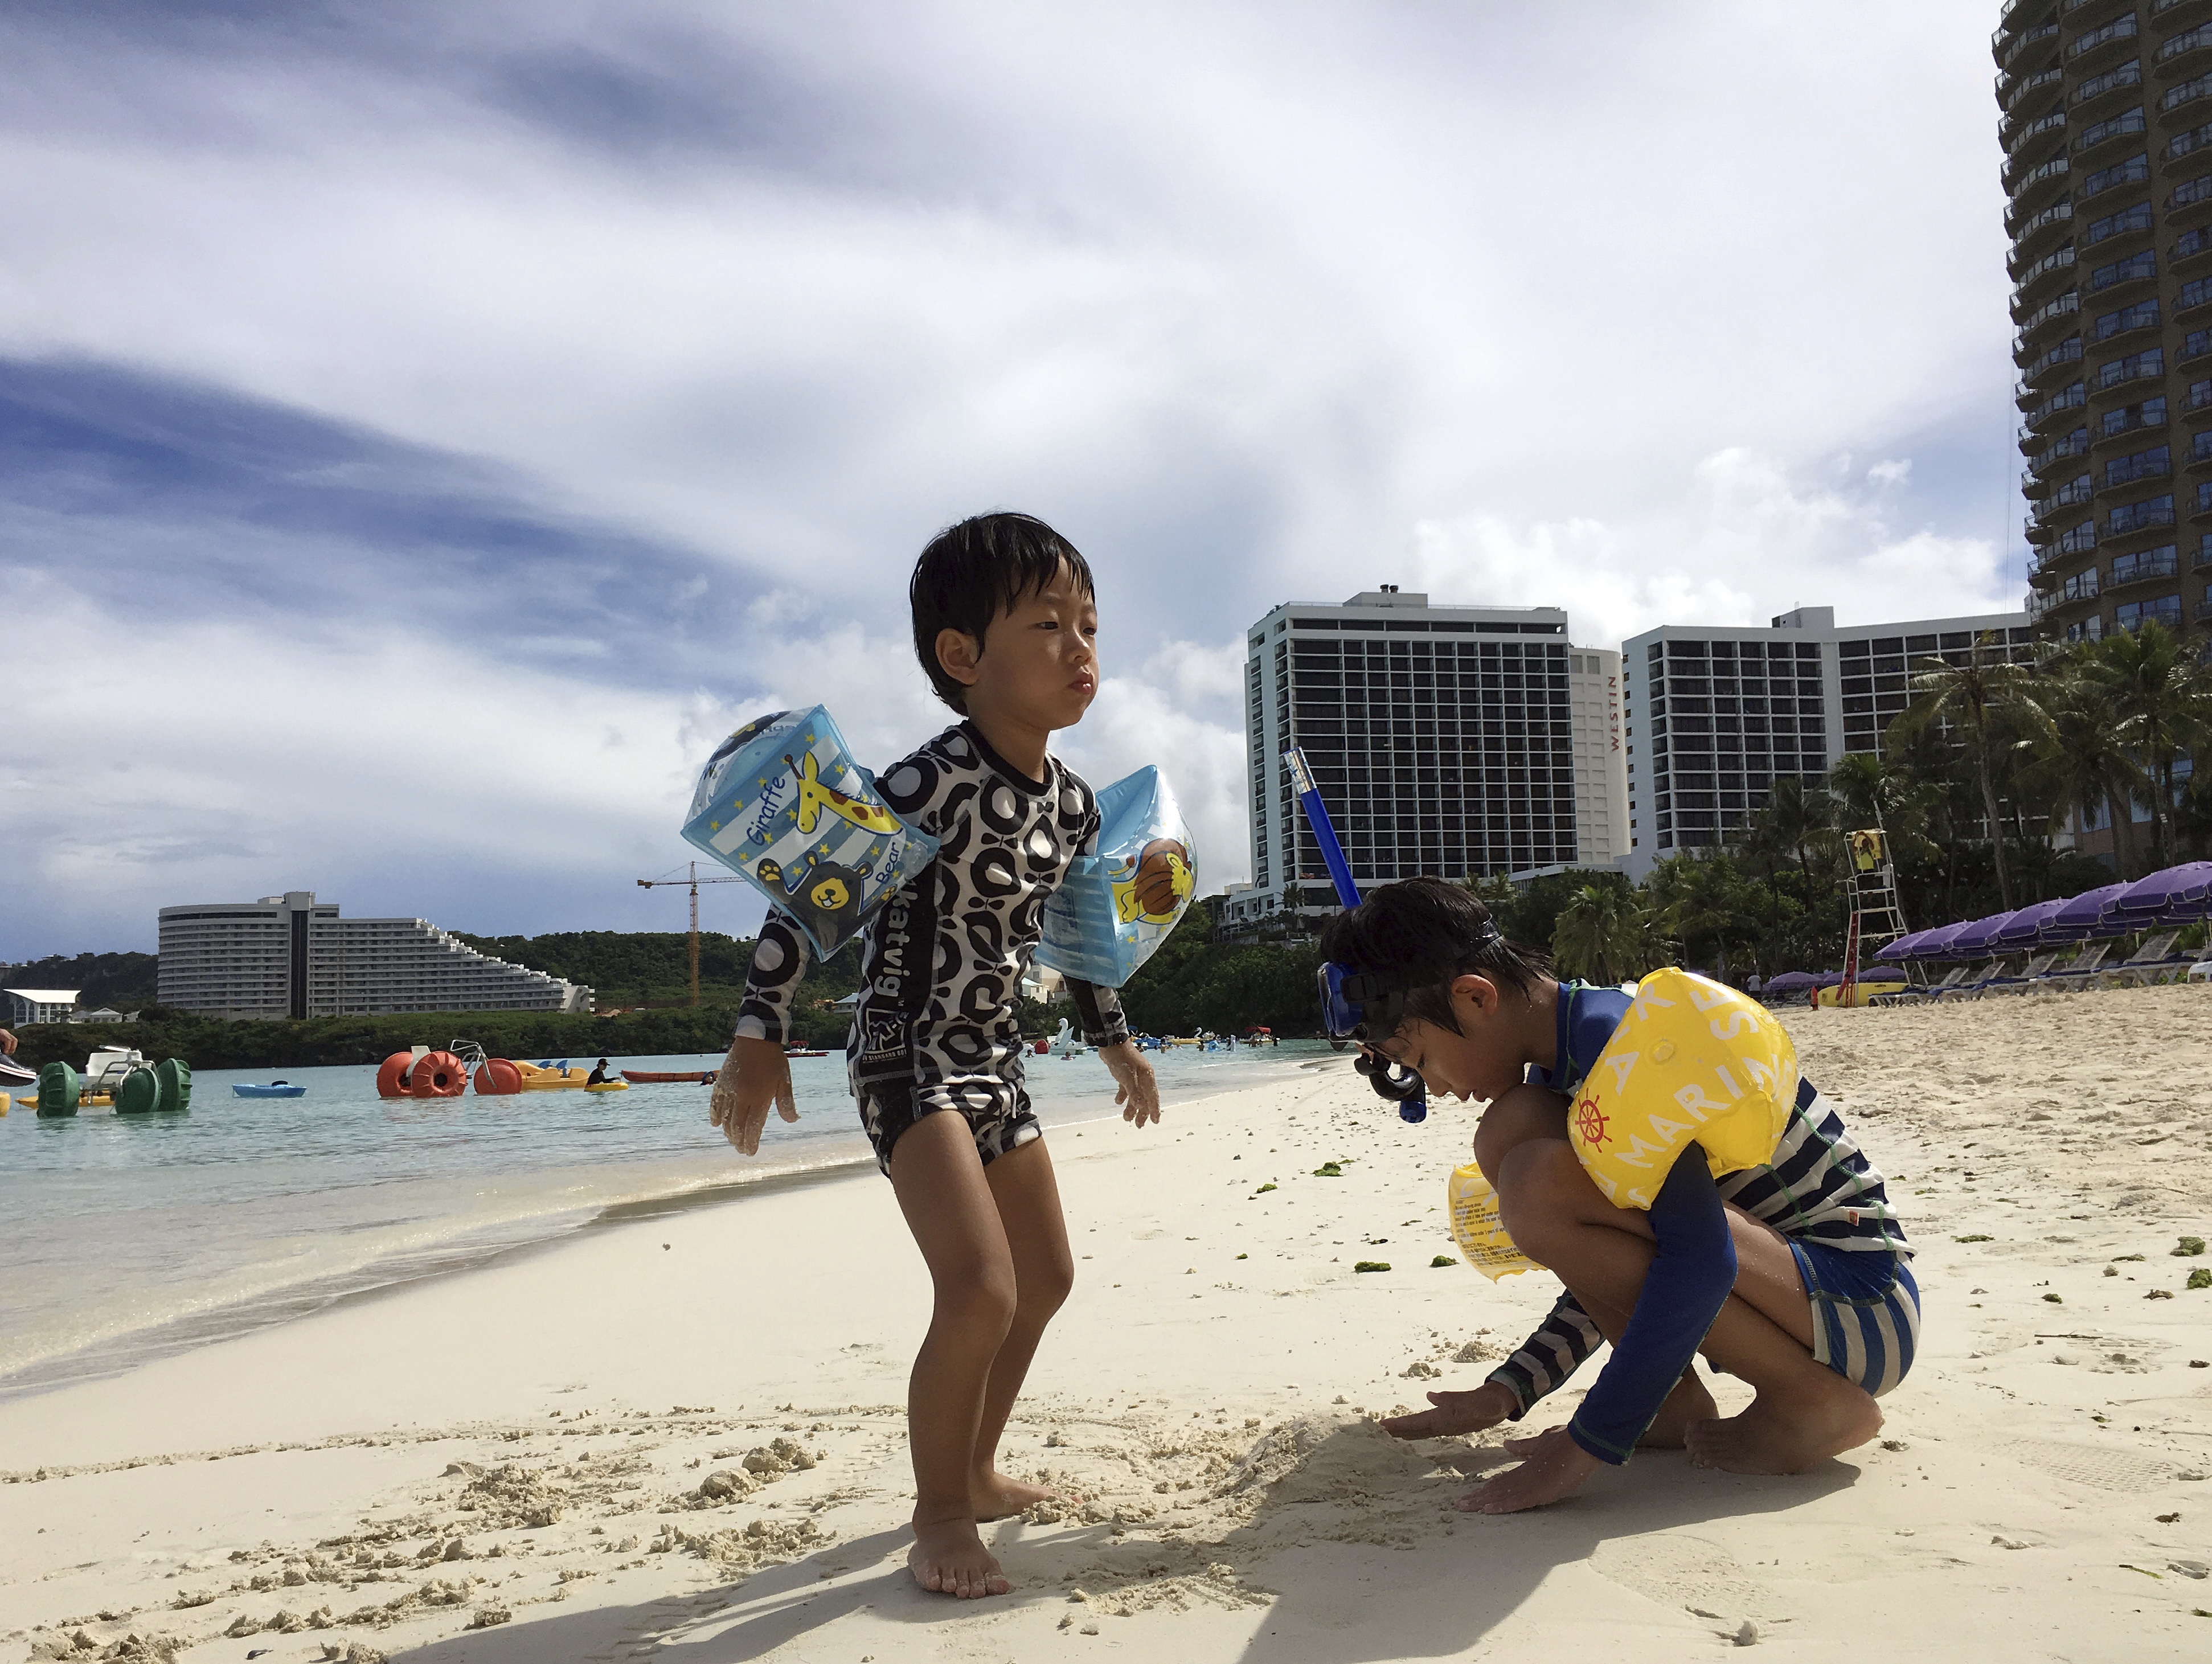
{"left": 1976, "top": 950, "right": 2061, "bottom": 997}
{"left": 1885, "top": 963, "right": 1972, "bottom": 1005}
{"left": 2100, "top": 931, "right": 2185, "bottom": 987}
{"left": 1931, "top": 958, "right": 2007, "bottom": 1001}
{"left": 2030, "top": 939, "right": 2112, "bottom": 991}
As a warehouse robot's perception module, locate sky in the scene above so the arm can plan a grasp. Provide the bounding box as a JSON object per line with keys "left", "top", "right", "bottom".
{"left": 1, "top": 0, "right": 2023, "bottom": 958}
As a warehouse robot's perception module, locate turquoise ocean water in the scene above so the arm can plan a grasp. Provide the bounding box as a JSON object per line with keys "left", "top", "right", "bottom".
{"left": 0, "top": 1040, "right": 1331, "bottom": 1399}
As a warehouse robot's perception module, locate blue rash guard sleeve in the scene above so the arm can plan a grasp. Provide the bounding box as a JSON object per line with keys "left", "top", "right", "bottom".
{"left": 1566, "top": 1147, "right": 1736, "bottom": 1465}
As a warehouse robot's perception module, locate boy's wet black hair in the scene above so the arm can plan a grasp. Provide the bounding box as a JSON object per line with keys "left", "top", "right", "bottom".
{"left": 910, "top": 512, "right": 1096, "bottom": 713}
{"left": 1317, "top": 876, "right": 1551, "bottom": 1036}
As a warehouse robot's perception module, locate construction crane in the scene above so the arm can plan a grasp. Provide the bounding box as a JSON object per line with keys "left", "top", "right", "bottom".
{"left": 636, "top": 862, "right": 745, "bottom": 1007}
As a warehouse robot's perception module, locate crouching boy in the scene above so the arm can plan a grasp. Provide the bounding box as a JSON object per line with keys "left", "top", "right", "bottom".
{"left": 1323, "top": 878, "right": 1917, "bottom": 1514}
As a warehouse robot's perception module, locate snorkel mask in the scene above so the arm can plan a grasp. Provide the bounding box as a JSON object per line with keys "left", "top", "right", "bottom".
{"left": 1316, "top": 962, "right": 1428, "bottom": 1105}
{"left": 1317, "top": 915, "right": 1505, "bottom": 1107}
{"left": 1283, "top": 744, "right": 1429, "bottom": 1121}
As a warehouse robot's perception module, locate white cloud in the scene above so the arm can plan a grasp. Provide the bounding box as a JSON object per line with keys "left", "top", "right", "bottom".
{"left": 1056, "top": 638, "right": 1252, "bottom": 895}
{"left": 0, "top": 1, "right": 2029, "bottom": 950}
{"left": 1410, "top": 446, "right": 2015, "bottom": 649}
{"left": 0, "top": 2, "right": 2013, "bottom": 597}
{"left": 0, "top": 571, "right": 712, "bottom": 950}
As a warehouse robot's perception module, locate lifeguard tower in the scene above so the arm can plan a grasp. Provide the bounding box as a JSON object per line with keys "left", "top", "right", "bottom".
{"left": 1837, "top": 829, "right": 1910, "bottom": 1004}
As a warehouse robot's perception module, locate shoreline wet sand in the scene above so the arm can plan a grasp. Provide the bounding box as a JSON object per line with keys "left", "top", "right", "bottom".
{"left": 2, "top": 990, "right": 2209, "bottom": 1661}
{"left": 0, "top": 1044, "right": 1318, "bottom": 1403}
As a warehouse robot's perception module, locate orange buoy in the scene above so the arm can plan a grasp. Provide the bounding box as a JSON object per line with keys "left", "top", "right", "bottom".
{"left": 473, "top": 1058, "right": 522, "bottom": 1096}
{"left": 410, "top": 1050, "right": 467, "bottom": 1097}
{"left": 375, "top": 1052, "right": 416, "bottom": 1098}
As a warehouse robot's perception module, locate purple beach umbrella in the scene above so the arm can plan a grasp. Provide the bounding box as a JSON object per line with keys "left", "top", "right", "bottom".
{"left": 1914, "top": 921, "right": 1972, "bottom": 959}
{"left": 1764, "top": 970, "right": 1817, "bottom": 992}
{"left": 1994, "top": 897, "right": 2070, "bottom": 945}
{"left": 1876, "top": 928, "right": 1933, "bottom": 961}
{"left": 1947, "top": 911, "right": 2020, "bottom": 954}
{"left": 2050, "top": 881, "right": 2133, "bottom": 940}
{"left": 2113, "top": 862, "right": 2212, "bottom": 923}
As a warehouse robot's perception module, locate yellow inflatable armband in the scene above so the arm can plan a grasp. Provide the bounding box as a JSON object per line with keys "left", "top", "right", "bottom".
{"left": 1567, "top": 967, "right": 1796, "bottom": 1210}
{"left": 1448, "top": 1162, "right": 1534, "bottom": 1280}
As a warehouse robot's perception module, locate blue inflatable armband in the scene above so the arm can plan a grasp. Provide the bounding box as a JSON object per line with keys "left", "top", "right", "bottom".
{"left": 1035, "top": 765, "right": 1194, "bottom": 988}
{"left": 681, "top": 706, "right": 941, "bottom": 958}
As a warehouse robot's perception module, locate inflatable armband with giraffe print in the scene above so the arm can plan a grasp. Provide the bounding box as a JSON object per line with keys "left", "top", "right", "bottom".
{"left": 1567, "top": 968, "right": 1796, "bottom": 1210}
{"left": 1035, "top": 764, "right": 1195, "bottom": 987}
{"left": 681, "top": 706, "right": 941, "bottom": 958}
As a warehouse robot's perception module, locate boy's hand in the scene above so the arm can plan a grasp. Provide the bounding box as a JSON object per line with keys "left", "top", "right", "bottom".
{"left": 1456, "top": 1424, "right": 1603, "bottom": 1514}
{"left": 710, "top": 1036, "right": 798, "bottom": 1155}
{"left": 1096, "top": 1040, "right": 1159, "bottom": 1128}
{"left": 1380, "top": 1382, "right": 1518, "bottom": 1441}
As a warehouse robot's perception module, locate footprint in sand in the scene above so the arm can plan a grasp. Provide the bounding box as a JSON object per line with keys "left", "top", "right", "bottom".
{"left": 2001, "top": 1439, "right": 2174, "bottom": 1493}
{"left": 1590, "top": 1532, "right": 1778, "bottom": 1626}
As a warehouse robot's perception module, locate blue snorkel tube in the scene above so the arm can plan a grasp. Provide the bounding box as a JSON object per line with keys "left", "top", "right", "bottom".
{"left": 1283, "top": 748, "right": 1428, "bottom": 1123}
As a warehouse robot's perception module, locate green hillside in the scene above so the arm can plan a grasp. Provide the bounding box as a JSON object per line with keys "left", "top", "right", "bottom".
{"left": 448, "top": 929, "right": 756, "bottom": 1007}
{"left": 0, "top": 950, "right": 160, "bottom": 1013}
{"left": 450, "top": 928, "right": 868, "bottom": 1015}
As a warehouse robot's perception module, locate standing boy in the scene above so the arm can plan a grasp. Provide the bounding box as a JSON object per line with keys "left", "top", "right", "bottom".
{"left": 711, "top": 513, "right": 1160, "bottom": 1598}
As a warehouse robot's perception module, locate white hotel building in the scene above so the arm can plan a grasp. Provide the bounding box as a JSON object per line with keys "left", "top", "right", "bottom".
{"left": 1620, "top": 604, "right": 2034, "bottom": 880}
{"left": 1223, "top": 588, "right": 1629, "bottom": 930}
{"left": 157, "top": 892, "right": 592, "bottom": 1020}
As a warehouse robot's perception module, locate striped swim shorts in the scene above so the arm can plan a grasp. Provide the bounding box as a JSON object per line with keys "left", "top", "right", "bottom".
{"left": 1788, "top": 1241, "right": 1920, "bottom": 1398}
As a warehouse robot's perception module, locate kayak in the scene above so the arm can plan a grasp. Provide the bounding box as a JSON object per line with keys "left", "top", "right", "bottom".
{"left": 784, "top": 1049, "right": 829, "bottom": 1059}
{"left": 233, "top": 1083, "right": 306, "bottom": 1099}
{"left": 621, "top": 1069, "right": 712, "bottom": 1084}
{"left": 584, "top": 1080, "right": 629, "bottom": 1093}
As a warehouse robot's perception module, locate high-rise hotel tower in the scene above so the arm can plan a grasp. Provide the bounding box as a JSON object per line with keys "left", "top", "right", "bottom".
{"left": 1619, "top": 605, "right": 2034, "bottom": 880}
{"left": 1222, "top": 589, "right": 1628, "bottom": 931}
{"left": 1999, "top": 0, "right": 2212, "bottom": 642}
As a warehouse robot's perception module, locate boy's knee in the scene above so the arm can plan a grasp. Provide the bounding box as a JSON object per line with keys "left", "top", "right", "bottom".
{"left": 933, "top": 1259, "right": 1021, "bottom": 1341}
{"left": 1023, "top": 1248, "right": 1076, "bottom": 1317}
{"left": 1496, "top": 1139, "right": 1598, "bottom": 1248}
{"left": 1473, "top": 1085, "right": 1569, "bottom": 1183}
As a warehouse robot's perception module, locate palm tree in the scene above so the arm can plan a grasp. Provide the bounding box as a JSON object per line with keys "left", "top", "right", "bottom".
{"left": 1550, "top": 883, "right": 1662, "bottom": 985}
{"left": 1730, "top": 811, "right": 1796, "bottom": 975}
{"left": 2017, "top": 657, "right": 2148, "bottom": 880}
{"left": 1893, "top": 632, "right": 2045, "bottom": 909}
{"left": 1759, "top": 774, "right": 1836, "bottom": 900}
{"left": 2079, "top": 620, "right": 2212, "bottom": 868}
{"left": 1645, "top": 852, "right": 1759, "bottom": 981}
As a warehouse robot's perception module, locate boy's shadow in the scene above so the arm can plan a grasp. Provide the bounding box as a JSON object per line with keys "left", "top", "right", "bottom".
{"left": 391, "top": 1428, "right": 1857, "bottom": 1663}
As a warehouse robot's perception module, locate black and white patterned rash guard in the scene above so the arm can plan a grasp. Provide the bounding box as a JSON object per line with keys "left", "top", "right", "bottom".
{"left": 735, "top": 721, "right": 1129, "bottom": 1123}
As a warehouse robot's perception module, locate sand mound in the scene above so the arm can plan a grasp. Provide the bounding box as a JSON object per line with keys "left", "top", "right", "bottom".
{"left": 1215, "top": 1413, "right": 1433, "bottom": 1510}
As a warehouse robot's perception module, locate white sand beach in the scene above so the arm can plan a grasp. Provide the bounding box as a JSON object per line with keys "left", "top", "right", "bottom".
{"left": 5, "top": 987, "right": 2212, "bottom": 1663}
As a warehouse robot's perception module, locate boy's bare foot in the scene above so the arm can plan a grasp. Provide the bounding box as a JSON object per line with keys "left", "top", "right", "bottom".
{"left": 908, "top": 1517, "right": 1010, "bottom": 1599}
{"left": 1381, "top": 1381, "right": 1516, "bottom": 1440}
{"left": 1636, "top": 1369, "right": 1719, "bottom": 1450}
{"left": 970, "top": 1471, "right": 1068, "bottom": 1520}
{"left": 1685, "top": 1375, "right": 1881, "bottom": 1475}
{"left": 1455, "top": 1424, "right": 1603, "bottom": 1514}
